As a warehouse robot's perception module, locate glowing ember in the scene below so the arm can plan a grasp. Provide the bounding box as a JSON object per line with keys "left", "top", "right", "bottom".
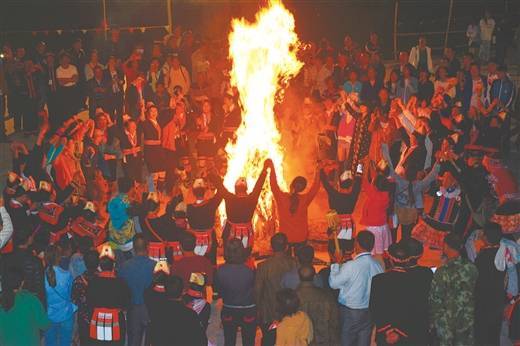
{"left": 223, "top": 0, "right": 303, "bottom": 235}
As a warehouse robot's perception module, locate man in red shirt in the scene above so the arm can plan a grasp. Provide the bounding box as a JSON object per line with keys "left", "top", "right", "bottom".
{"left": 171, "top": 232, "right": 214, "bottom": 291}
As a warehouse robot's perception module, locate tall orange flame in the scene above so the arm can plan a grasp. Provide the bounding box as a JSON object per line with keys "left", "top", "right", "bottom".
{"left": 223, "top": 0, "right": 303, "bottom": 235}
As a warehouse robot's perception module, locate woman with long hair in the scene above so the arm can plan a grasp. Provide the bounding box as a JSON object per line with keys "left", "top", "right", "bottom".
{"left": 215, "top": 239, "right": 257, "bottom": 346}
{"left": 268, "top": 159, "right": 320, "bottom": 256}
{"left": 44, "top": 244, "right": 77, "bottom": 346}
{"left": 0, "top": 266, "right": 49, "bottom": 345}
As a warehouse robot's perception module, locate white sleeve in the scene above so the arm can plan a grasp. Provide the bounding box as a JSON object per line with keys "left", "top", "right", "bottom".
{"left": 0, "top": 207, "right": 14, "bottom": 250}
{"left": 329, "top": 262, "right": 351, "bottom": 289}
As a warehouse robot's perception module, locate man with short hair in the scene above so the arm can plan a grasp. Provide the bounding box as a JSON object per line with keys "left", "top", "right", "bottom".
{"left": 171, "top": 232, "right": 214, "bottom": 291}
{"left": 147, "top": 275, "right": 207, "bottom": 346}
{"left": 329, "top": 231, "right": 383, "bottom": 346}
{"left": 296, "top": 265, "right": 340, "bottom": 346}
{"left": 255, "top": 233, "right": 297, "bottom": 346}
{"left": 119, "top": 234, "right": 156, "bottom": 346}
{"left": 429, "top": 232, "right": 478, "bottom": 346}
{"left": 281, "top": 244, "right": 322, "bottom": 289}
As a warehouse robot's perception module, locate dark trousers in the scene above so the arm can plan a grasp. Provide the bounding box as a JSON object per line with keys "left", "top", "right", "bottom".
{"left": 475, "top": 304, "right": 502, "bottom": 346}
{"left": 46, "top": 92, "right": 60, "bottom": 131}
{"left": 127, "top": 304, "right": 150, "bottom": 346}
{"left": 400, "top": 223, "right": 415, "bottom": 241}
{"left": 339, "top": 306, "right": 372, "bottom": 346}
{"left": 57, "top": 85, "right": 79, "bottom": 124}
{"left": 260, "top": 322, "right": 276, "bottom": 346}
{"left": 221, "top": 306, "right": 257, "bottom": 346}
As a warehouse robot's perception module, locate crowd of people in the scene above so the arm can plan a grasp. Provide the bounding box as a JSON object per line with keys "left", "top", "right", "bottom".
{"left": 0, "top": 6, "right": 520, "bottom": 346}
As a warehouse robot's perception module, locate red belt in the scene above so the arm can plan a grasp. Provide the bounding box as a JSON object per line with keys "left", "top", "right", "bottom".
{"left": 90, "top": 308, "right": 121, "bottom": 342}
{"left": 144, "top": 140, "right": 161, "bottom": 146}
{"left": 338, "top": 214, "right": 353, "bottom": 230}
{"left": 227, "top": 222, "right": 254, "bottom": 248}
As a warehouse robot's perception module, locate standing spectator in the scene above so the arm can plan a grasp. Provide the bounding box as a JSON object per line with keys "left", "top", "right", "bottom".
{"left": 87, "top": 66, "right": 109, "bottom": 118}
{"left": 255, "top": 233, "right": 297, "bottom": 345}
{"left": 329, "top": 231, "right": 383, "bottom": 346}
{"left": 342, "top": 34, "right": 359, "bottom": 60}
{"left": 71, "top": 250, "right": 99, "bottom": 345}
{"left": 21, "top": 58, "right": 43, "bottom": 134}
{"left": 119, "top": 235, "right": 156, "bottom": 346}
{"left": 0, "top": 267, "right": 50, "bottom": 345}
{"left": 87, "top": 245, "right": 131, "bottom": 345}
{"left": 385, "top": 69, "right": 400, "bottom": 99}
{"left": 333, "top": 53, "right": 351, "bottom": 87}
{"left": 171, "top": 232, "right": 214, "bottom": 291}
{"left": 104, "top": 55, "right": 125, "bottom": 123}
{"left": 84, "top": 49, "right": 104, "bottom": 82}
{"left": 360, "top": 66, "right": 382, "bottom": 108}
{"left": 107, "top": 178, "right": 136, "bottom": 262}
{"left": 370, "top": 242, "right": 432, "bottom": 345}
{"left": 41, "top": 52, "right": 60, "bottom": 130}
{"left": 147, "top": 275, "right": 207, "bottom": 346}
{"left": 474, "top": 223, "right": 507, "bottom": 345}
{"left": 462, "top": 63, "right": 486, "bottom": 115}
{"left": 343, "top": 69, "right": 362, "bottom": 98}
{"left": 281, "top": 244, "right": 321, "bottom": 290}
{"left": 166, "top": 54, "right": 191, "bottom": 96}
{"left": 275, "top": 289, "right": 314, "bottom": 346}
{"left": 434, "top": 66, "right": 456, "bottom": 99}
{"left": 484, "top": 60, "right": 499, "bottom": 105}
{"left": 56, "top": 52, "right": 79, "bottom": 124}
{"left": 364, "top": 32, "right": 381, "bottom": 57}
{"left": 120, "top": 118, "right": 143, "bottom": 184}
{"left": 44, "top": 244, "right": 77, "bottom": 346}
{"left": 125, "top": 75, "right": 152, "bottom": 120}
{"left": 417, "top": 69, "right": 434, "bottom": 104}
{"left": 479, "top": 10, "right": 495, "bottom": 62}
{"left": 409, "top": 36, "right": 433, "bottom": 74}
{"left": 146, "top": 57, "right": 163, "bottom": 93}
{"left": 396, "top": 64, "right": 418, "bottom": 103}
{"left": 316, "top": 55, "right": 334, "bottom": 97}
{"left": 466, "top": 18, "right": 481, "bottom": 57}
{"left": 215, "top": 239, "right": 257, "bottom": 346}
{"left": 296, "top": 266, "right": 339, "bottom": 346}
{"left": 429, "top": 233, "right": 478, "bottom": 346}
{"left": 443, "top": 46, "right": 460, "bottom": 77}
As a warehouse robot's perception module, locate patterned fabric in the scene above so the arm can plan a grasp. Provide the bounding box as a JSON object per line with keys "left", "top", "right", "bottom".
{"left": 227, "top": 222, "right": 254, "bottom": 248}
{"left": 89, "top": 308, "right": 121, "bottom": 341}
{"left": 412, "top": 218, "right": 448, "bottom": 250}
{"left": 189, "top": 229, "right": 213, "bottom": 256}
{"left": 429, "top": 257, "right": 478, "bottom": 346}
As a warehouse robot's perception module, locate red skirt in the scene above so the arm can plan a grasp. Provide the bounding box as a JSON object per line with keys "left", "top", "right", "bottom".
{"left": 412, "top": 218, "right": 449, "bottom": 250}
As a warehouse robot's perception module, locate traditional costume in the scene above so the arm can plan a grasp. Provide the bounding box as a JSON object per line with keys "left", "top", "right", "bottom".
{"left": 186, "top": 179, "right": 223, "bottom": 264}
{"left": 412, "top": 181, "right": 462, "bottom": 249}
{"left": 321, "top": 168, "right": 362, "bottom": 261}
{"left": 217, "top": 165, "right": 268, "bottom": 252}
{"left": 119, "top": 128, "right": 143, "bottom": 184}
{"left": 87, "top": 245, "right": 131, "bottom": 345}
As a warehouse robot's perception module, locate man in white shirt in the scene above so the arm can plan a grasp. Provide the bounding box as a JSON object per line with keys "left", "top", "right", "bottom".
{"left": 479, "top": 11, "right": 495, "bottom": 62}
{"left": 56, "top": 52, "right": 80, "bottom": 123}
{"left": 330, "top": 231, "right": 383, "bottom": 346}
{"left": 166, "top": 54, "right": 190, "bottom": 96}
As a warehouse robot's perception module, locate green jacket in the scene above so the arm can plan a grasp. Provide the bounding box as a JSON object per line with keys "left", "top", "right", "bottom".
{"left": 0, "top": 290, "right": 50, "bottom": 346}
{"left": 429, "top": 256, "right": 478, "bottom": 346}
{"left": 297, "top": 281, "right": 340, "bottom": 346}
{"left": 255, "top": 252, "right": 297, "bottom": 324}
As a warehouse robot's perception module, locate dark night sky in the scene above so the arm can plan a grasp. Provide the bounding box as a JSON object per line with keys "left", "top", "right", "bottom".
{"left": 1, "top": 0, "right": 518, "bottom": 57}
